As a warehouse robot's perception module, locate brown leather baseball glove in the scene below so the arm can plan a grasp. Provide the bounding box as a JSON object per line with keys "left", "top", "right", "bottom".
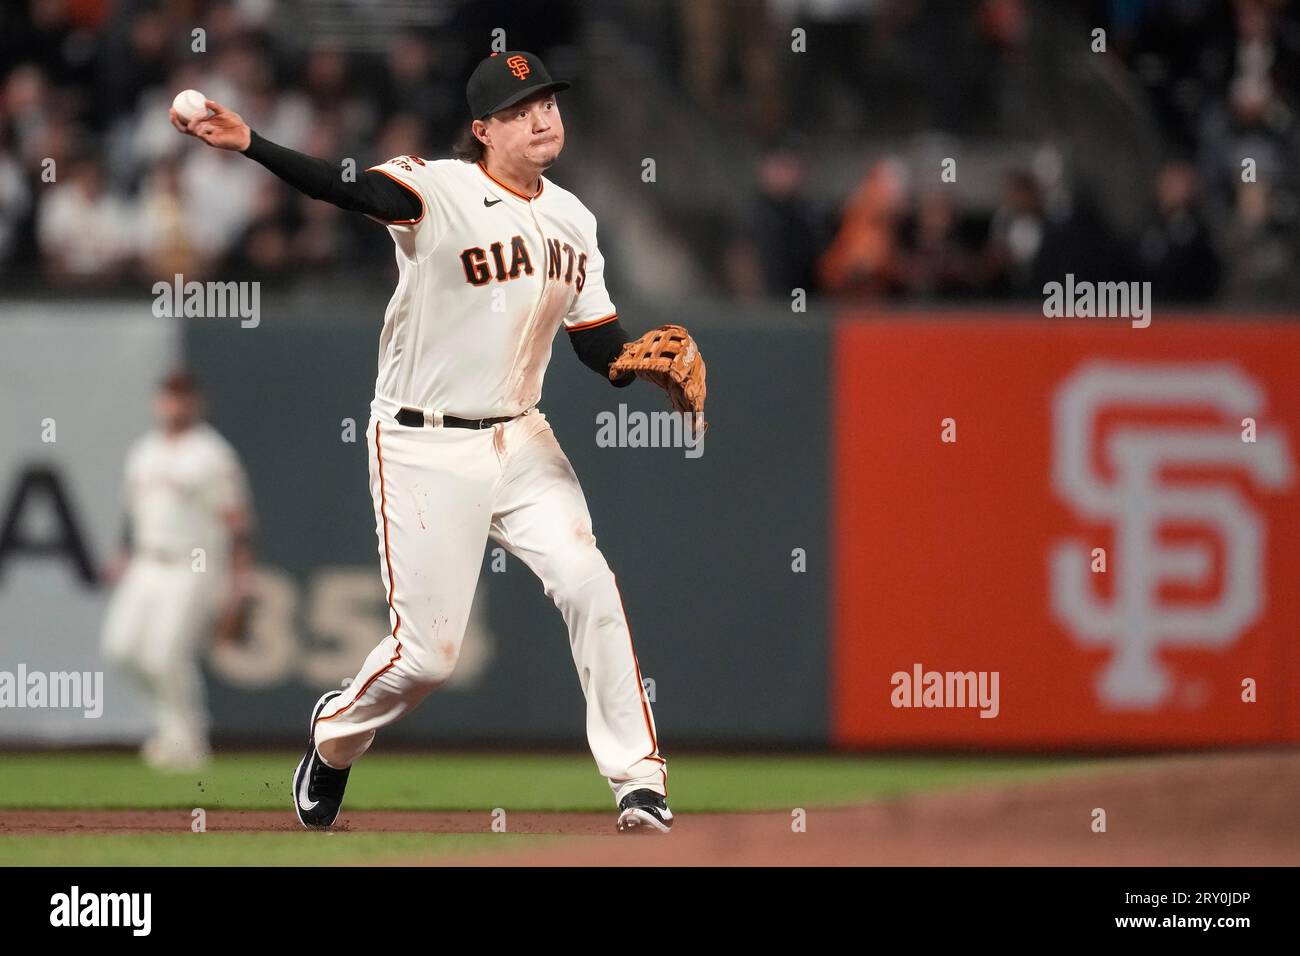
{"left": 609, "top": 324, "right": 707, "bottom": 432}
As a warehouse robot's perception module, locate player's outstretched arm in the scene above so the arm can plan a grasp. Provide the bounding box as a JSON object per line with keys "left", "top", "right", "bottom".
{"left": 169, "top": 99, "right": 421, "bottom": 223}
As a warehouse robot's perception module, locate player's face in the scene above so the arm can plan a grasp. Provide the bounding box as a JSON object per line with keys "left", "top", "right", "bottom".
{"left": 155, "top": 390, "right": 202, "bottom": 432}
{"left": 487, "top": 93, "right": 564, "bottom": 169}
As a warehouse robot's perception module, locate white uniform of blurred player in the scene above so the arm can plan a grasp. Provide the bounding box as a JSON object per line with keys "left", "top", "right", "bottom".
{"left": 102, "top": 371, "right": 254, "bottom": 771}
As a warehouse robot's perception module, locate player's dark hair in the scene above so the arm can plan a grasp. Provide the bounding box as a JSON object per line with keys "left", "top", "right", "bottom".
{"left": 452, "top": 124, "right": 486, "bottom": 163}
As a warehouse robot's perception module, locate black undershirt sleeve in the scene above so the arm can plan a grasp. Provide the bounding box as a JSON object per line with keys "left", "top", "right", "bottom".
{"left": 241, "top": 130, "right": 423, "bottom": 223}
{"left": 568, "top": 319, "right": 636, "bottom": 387}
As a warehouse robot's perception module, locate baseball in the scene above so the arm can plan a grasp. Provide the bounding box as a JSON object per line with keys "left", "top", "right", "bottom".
{"left": 171, "top": 89, "right": 209, "bottom": 123}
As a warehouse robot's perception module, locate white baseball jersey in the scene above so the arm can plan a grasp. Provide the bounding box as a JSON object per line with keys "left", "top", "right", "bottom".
{"left": 123, "top": 422, "right": 249, "bottom": 562}
{"left": 366, "top": 156, "right": 617, "bottom": 418}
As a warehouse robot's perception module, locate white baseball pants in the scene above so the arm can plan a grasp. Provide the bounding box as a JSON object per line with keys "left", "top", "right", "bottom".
{"left": 313, "top": 401, "right": 667, "bottom": 803}
{"left": 102, "top": 557, "right": 223, "bottom": 765}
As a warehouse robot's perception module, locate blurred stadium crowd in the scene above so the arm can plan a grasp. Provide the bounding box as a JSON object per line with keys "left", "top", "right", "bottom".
{"left": 1, "top": 0, "right": 1297, "bottom": 305}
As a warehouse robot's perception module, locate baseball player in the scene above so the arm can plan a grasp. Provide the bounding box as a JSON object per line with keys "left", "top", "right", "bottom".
{"left": 169, "top": 51, "right": 706, "bottom": 832}
{"left": 102, "top": 371, "right": 255, "bottom": 771}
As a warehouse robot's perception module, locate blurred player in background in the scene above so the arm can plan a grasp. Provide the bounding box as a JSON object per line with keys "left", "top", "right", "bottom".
{"left": 101, "top": 371, "right": 254, "bottom": 771}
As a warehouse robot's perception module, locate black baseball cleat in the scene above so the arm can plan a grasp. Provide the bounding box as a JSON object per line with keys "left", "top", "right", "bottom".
{"left": 616, "top": 789, "right": 673, "bottom": 834}
{"left": 292, "top": 690, "right": 351, "bottom": 829}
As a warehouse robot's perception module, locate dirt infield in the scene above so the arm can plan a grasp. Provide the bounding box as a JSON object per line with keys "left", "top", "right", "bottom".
{"left": 5, "top": 751, "right": 1298, "bottom": 865}
{"left": 438, "top": 750, "right": 1300, "bottom": 866}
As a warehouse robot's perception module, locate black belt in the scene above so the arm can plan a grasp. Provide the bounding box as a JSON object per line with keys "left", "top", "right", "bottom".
{"left": 396, "top": 407, "right": 517, "bottom": 429}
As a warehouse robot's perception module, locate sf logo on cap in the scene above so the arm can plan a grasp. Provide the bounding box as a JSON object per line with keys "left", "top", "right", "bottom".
{"left": 507, "top": 55, "right": 530, "bottom": 80}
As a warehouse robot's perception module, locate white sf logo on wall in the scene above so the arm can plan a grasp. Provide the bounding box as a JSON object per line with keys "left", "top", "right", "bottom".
{"left": 1049, "top": 362, "right": 1293, "bottom": 708}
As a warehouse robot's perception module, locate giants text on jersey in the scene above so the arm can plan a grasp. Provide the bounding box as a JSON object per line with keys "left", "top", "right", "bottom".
{"left": 367, "top": 157, "right": 617, "bottom": 418}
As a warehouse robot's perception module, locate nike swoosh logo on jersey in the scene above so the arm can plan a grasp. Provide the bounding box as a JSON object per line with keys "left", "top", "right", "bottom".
{"left": 483, "top": 197, "right": 503, "bottom": 207}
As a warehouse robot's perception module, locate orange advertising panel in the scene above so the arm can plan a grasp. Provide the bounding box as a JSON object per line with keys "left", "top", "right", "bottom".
{"left": 832, "top": 318, "right": 1300, "bottom": 748}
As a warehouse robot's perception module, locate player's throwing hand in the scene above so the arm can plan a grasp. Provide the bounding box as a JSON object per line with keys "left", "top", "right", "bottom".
{"left": 169, "top": 99, "right": 251, "bottom": 152}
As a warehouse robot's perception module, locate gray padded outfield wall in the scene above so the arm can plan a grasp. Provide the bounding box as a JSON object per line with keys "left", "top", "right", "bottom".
{"left": 185, "top": 304, "right": 829, "bottom": 747}
{"left": 0, "top": 304, "right": 179, "bottom": 743}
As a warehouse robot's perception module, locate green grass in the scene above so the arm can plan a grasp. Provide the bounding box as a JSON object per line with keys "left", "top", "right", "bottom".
{"left": 0, "top": 752, "right": 1092, "bottom": 812}
{"left": 0, "top": 833, "right": 555, "bottom": 867}
{"left": 0, "top": 751, "right": 1104, "bottom": 865}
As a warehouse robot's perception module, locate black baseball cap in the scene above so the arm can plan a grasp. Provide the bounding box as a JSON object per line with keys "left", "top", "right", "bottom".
{"left": 467, "top": 51, "right": 570, "bottom": 120}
